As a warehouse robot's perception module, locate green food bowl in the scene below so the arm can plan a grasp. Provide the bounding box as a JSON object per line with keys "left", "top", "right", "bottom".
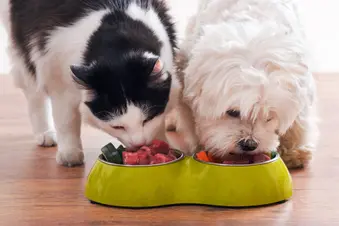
{"left": 85, "top": 150, "right": 292, "bottom": 208}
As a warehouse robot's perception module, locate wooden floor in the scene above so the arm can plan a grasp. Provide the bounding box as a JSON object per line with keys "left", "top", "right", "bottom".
{"left": 0, "top": 74, "right": 338, "bottom": 226}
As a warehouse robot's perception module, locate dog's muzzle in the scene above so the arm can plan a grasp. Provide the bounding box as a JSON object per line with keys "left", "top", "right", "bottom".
{"left": 238, "top": 139, "right": 258, "bottom": 152}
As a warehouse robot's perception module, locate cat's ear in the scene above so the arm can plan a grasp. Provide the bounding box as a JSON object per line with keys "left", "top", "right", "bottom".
{"left": 70, "top": 65, "right": 91, "bottom": 88}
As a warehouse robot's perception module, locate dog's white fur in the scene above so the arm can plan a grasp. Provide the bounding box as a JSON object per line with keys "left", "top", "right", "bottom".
{"left": 169, "top": 0, "right": 318, "bottom": 168}
{"left": 0, "top": 1, "right": 180, "bottom": 166}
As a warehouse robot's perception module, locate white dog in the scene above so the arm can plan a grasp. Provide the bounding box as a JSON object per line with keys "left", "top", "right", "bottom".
{"left": 167, "top": 0, "right": 318, "bottom": 169}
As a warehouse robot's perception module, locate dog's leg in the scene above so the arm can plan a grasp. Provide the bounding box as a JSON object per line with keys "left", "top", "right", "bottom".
{"left": 49, "top": 87, "right": 84, "bottom": 167}
{"left": 169, "top": 44, "right": 199, "bottom": 154}
{"left": 174, "top": 101, "right": 199, "bottom": 155}
{"left": 278, "top": 108, "right": 318, "bottom": 169}
{"left": 155, "top": 118, "right": 170, "bottom": 144}
{"left": 165, "top": 108, "right": 178, "bottom": 132}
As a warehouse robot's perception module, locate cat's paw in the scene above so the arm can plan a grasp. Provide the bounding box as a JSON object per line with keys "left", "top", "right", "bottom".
{"left": 35, "top": 130, "right": 57, "bottom": 147}
{"left": 56, "top": 148, "right": 84, "bottom": 167}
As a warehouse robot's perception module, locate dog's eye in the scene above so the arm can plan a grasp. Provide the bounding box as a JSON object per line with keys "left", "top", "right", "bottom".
{"left": 111, "top": 126, "right": 125, "bottom": 130}
{"left": 227, "top": 110, "right": 240, "bottom": 118}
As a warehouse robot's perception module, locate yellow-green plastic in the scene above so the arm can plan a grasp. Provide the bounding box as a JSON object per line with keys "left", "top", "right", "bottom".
{"left": 85, "top": 151, "right": 292, "bottom": 208}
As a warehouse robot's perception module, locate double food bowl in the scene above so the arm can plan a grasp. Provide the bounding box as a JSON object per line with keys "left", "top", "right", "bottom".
{"left": 85, "top": 150, "right": 292, "bottom": 208}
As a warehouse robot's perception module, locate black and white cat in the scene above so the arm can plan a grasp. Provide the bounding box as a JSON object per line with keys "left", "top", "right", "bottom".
{"left": 0, "top": 0, "right": 180, "bottom": 166}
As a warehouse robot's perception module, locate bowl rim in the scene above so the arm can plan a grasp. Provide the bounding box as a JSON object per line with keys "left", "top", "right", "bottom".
{"left": 97, "top": 149, "right": 185, "bottom": 167}
{"left": 192, "top": 151, "right": 279, "bottom": 167}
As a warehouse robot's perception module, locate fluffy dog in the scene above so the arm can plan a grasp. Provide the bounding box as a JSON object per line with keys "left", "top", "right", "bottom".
{"left": 167, "top": 0, "right": 318, "bottom": 169}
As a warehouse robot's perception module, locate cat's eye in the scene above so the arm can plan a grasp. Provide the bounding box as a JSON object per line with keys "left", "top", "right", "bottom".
{"left": 227, "top": 110, "right": 240, "bottom": 118}
{"left": 150, "top": 59, "right": 164, "bottom": 81}
{"left": 152, "top": 59, "right": 163, "bottom": 75}
{"left": 111, "top": 126, "right": 125, "bottom": 130}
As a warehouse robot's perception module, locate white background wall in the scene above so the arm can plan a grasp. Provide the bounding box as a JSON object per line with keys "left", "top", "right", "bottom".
{"left": 297, "top": 0, "right": 339, "bottom": 73}
{"left": 0, "top": 0, "right": 338, "bottom": 74}
{"left": 0, "top": 24, "right": 10, "bottom": 75}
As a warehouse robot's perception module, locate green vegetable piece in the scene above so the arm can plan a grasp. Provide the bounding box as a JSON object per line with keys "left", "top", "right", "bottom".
{"left": 117, "top": 145, "right": 125, "bottom": 154}
{"left": 101, "top": 143, "right": 123, "bottom": 164}
{"left": 271, "top": 151, "right": 277, "bottom": 159}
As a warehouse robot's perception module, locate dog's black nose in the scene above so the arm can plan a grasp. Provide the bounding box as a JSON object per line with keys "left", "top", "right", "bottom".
{"left": 238, "top": 139, "right": 258, "bottom": 152}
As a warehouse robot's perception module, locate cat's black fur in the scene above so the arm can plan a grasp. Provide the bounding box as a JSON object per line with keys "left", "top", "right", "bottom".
{"left": 10, "top": 0, "right": 176, "bottom": 74}
{"left": 9, "top": 0, "right": 177, "bottom": 120}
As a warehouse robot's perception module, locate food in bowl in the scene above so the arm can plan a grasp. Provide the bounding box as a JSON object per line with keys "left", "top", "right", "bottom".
{"left": 101, "top": 140, "right": 178, "bottom": 165}
{"left": 196, "top": 150, "right": 272, "bottom": 164}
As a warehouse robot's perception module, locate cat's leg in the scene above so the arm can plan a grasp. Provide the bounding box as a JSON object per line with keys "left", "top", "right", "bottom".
{"left": 278, "top": 106, "right": 318, "bottom": 169}
{"left": 49, "top": 90, "right": 84, "bottom": 167}
{"left": 9, "top": 47, "right": 56, "bottom": 147}
{"left": 22, "top": 85, "right": 57, "bottom": 147}
{"left": 48, "top": 85, "right": 84, "bottom": 166}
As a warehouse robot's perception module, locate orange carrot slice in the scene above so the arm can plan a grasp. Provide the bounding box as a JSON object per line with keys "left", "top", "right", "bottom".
{"left": 196, "top": 151, "right": 210, "bottom": 162}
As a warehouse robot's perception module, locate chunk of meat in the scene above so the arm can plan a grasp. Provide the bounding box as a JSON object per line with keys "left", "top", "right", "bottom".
{"left": 122, "top": 152, "right": 139, "bottom": 165}
{"left": 150, "top": 139, "right": 170, "bottom": 154}
{"left": 222, "top": 159, "right": 250, "bottom": 164}
{"left": 136, "top": 150, "right": 150, "bottom": 165}
{"left": 139, "top": 146, "right": 152, "bottom": 156}
{"left": 121, "top": 141, "right": 177, "bottom": 165}
{"left": 167, "top": 150, "right": 177, "bottom": 161}
{"left": 153, "top": 153, "right": 173, "bottom": 164}
{"left": 222, "top": 153, "right": 270, "bottom": 164}
{"left": 197, "top": 150, "right": 271, "bottom": 165}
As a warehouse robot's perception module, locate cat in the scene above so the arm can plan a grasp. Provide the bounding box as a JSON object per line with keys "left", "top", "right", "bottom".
{"left": 0, "top": 0, "right": 180, "bottom": 166}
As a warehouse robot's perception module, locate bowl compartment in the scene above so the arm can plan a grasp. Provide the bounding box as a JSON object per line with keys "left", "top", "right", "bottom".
{"left": 99, "top": 148, "right": 184, "bottom": 167}
{"left": 186, "top": 152, "right": 293, "bottom": 206}
{"left": 85, "top": 150, "right": 188, "bottom": 207}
